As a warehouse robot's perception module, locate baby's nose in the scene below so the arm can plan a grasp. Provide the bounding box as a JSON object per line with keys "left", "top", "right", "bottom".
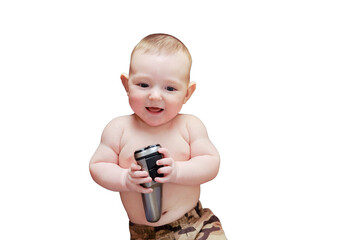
{"left": 149, "top": 90, "right": 162, "bottom": 101}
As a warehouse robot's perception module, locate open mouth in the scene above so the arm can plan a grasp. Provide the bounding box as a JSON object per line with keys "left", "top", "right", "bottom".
{"left": 146, "top": 107, "right": 164, "bottom": 113}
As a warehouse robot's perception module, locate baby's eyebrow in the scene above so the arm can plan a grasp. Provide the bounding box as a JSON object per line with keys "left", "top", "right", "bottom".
{"left": 131, "top": 74, "right": 151, "bottom": 81}
{"left": 164, "top": 78, "right": 181, "bottom": 85}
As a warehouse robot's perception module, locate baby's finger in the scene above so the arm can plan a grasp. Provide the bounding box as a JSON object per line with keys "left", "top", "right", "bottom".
{"left": 132, "top": 176, "right": 152, "bottom": 185}
{"left": 141, "top": 187, "right": 153, "bottom": 194}
{"left": 134, "top": 184, "right": 153, "bottom": 194}
{"left": 130, "top": 163, "right": 141, "bottom": 172}
{"left": 132, "top": 170, "right": 149, "bottom": 178}
{"left": 154, "top": 176, "right": 170, "bottom": 184}
{"left": 157, "top": 148, "right": 170, "bottom": 158}
{"left": 127, "top": 177, "right": 150, "bottom": 189}
{"left": 157, "top": 166, "right": 172, "bottom": 175}
{"left": 128, "top": 169, "right": 149, "bottom": 182}
{"left": 157, "top": 157, "right": 173, "bottom": 166}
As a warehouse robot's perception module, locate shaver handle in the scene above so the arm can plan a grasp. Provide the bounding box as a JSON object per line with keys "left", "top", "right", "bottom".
{"left": 141, "top": 183, "right": 162, "bottom": 222}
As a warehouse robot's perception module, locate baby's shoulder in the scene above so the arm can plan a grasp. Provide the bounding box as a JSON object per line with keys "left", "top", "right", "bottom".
{"left": 102, "top": 115, "right": 132, "bottom": 136}
{"left": 176, "top": 114, "right": 205, "bottom": 129}
{"left": 105, "top": 115, "right": 131, "bottom": 128}
{"left": 100, "top": 115, "right": 134, "bottom": 146}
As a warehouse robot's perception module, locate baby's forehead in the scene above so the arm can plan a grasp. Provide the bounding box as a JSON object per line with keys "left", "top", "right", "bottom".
{"left": 132, "top": 49, "right": 189, "bottom": 61}
{"left": 130, "top": 50, "right": 191, "bottom": 70}
{"left": 130, "top": 51, "right": 191, "bottom": 81}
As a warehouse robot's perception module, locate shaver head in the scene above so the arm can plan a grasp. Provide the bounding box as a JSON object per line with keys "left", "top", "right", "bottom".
{"left": 134, "top": 144, "right": 161, "bottom": 160}
{"left": 134, "top": 144, "right": 164, "bottom": 182}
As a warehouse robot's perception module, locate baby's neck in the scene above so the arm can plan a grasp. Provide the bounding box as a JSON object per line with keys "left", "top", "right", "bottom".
{"left": 131, "top": 114, "right": 176, "bottom": 133}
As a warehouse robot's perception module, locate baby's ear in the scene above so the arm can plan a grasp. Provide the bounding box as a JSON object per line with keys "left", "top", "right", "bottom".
{"left": 184, "top": 81, "right": 196, "bottom": 104}
{"left": 120, "top": 73, "right": 129, "bottom": 93}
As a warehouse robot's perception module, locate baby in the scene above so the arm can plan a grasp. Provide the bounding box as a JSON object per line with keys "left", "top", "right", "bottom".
{"left": 90, "top": 34, "right": 227, "bottom": 239}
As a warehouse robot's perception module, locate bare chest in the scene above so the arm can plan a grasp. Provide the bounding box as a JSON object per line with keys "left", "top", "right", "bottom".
{"left": 118, "top": 127, "right": 190, "bottom": 168}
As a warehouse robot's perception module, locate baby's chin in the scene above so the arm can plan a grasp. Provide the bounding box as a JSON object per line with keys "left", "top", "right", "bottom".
{"left": 140, "top": 116, "right": 176, "bottom": 127}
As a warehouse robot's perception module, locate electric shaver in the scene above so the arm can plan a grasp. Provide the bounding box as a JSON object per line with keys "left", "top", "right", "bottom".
{"left": 134, "top": 144, "right": 164, "bottom": 222}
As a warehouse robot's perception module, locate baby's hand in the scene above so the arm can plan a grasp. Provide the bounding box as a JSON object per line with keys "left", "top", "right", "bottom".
{"left": 154, "top": 148, "right": 178, "bottom": 184}
{"left": 125, "top": 163, "right": 153, "bottom": 194}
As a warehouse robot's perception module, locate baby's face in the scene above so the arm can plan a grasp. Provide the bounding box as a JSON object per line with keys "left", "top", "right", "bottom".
{"left": 127, "top": 51, "right": 191, "bottom": 127}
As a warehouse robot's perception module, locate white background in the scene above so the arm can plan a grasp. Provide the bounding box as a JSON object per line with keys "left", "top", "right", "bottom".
{"left": 1, "top": 0, "right": 359, "bottom": 239}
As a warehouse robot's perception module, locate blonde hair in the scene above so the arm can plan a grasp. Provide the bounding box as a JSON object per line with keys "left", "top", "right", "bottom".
{"left": 130, "top": 33, "right": 192, "bottom": 74}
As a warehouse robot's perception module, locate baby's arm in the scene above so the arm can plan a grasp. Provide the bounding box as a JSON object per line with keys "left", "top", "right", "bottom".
{"left": 89, "top": 118, "right": 152, "bottom": 193}
{"left": 155, "top": 115, "right": 220, "bottom": 185}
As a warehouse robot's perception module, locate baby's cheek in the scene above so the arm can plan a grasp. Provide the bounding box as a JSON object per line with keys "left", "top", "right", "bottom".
{"left": 129, "top": 96, "right": 144, "bottom": 110}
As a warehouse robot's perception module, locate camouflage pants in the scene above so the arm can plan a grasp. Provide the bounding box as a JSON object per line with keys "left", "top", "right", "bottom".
{"left": 129, "top": 202, "right": 227, "bottom": 240}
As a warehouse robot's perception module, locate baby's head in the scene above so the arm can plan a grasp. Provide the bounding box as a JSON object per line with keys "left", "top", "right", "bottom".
{"left": 121, "top": 34, "right": 196, "bottom": 127}
{"left": 129, "top": 33, "right": 192, "bottom": 80}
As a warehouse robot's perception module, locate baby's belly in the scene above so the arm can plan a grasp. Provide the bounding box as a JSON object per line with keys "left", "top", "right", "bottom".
{"left": 120, "top": 183, "right": 200, "bottom": 226}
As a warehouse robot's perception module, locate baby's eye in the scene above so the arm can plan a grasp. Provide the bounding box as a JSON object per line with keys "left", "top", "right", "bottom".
{"left": 166, "top": 86, "right": 176, "bottom": 91}
{"left": 138, "top": 83, "right": 149, "bottom": 88}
